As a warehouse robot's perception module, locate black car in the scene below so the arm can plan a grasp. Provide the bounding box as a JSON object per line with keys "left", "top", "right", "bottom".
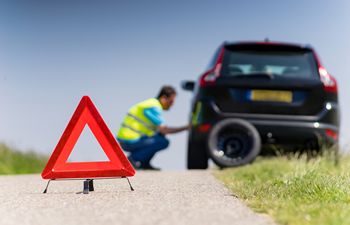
{"left": 182, "top": 41, "right": 340, "bottom": 169}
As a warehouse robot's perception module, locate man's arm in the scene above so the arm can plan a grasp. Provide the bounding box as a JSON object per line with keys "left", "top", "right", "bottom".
{"left": 158, "top": 124, "right": 190, "bottom": 135}
{"left": 144, "top": 106, "right": 190, "bottom": 135}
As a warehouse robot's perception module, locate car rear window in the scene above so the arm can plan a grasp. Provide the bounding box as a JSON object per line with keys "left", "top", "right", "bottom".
{"left": 221, "top": 45, "right": 319, "bottom": 78}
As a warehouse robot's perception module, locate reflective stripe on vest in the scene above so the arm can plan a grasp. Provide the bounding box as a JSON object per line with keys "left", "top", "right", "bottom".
{"left": 127, "top": 113, "right": 157, "bottom": 132}
{"left": 117, "top": 98, "right": 162, "bottom": 140}
{"left": 121, "top": 123, "right": 147, "bottom": 136}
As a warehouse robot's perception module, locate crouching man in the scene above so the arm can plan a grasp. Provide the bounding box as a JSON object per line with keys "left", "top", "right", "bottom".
{"left": 116, "top": 86, "right": 189, "bottom": 170}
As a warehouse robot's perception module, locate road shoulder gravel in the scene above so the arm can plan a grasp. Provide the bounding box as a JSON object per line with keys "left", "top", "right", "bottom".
{"left": 0, "top": 171, "right": 275, "bottom": 225}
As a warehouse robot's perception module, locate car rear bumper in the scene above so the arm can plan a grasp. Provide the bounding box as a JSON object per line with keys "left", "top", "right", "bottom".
{"left": 208, "top": 100, "right": 340, "bottom": 126}
{"left": 247, "top": 120, "right": 338, "bottom": 152}
{"left": 191, "top": 99, "right": 339, "bottom": 152}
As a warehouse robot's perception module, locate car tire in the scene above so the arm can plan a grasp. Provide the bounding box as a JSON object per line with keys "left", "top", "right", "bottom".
{"left": 207, "top": 118, "right": 261, "bottom": 168}
{"left": 187, "top": 138, "right": 208, "bottom": 169}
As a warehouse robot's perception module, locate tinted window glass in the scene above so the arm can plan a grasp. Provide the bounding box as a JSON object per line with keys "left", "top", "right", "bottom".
{"left": 221, "top": 45, "right": 318, "bottom": 78}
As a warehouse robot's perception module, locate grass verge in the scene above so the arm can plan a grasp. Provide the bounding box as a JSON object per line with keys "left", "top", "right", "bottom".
{"left": 0, "top": 142, "right": 49, "bottom": 175}
{"left": 216, "top": 150, "right": 350, "bottom": 225}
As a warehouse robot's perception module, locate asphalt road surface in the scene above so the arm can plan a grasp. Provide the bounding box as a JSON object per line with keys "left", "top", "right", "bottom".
{"left": 0, "top": 171, "right": 275, "bottom": 225}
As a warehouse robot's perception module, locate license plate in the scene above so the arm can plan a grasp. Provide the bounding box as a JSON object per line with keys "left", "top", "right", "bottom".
{"left": 249, "top": 90, "right": 292, "bottom": 103}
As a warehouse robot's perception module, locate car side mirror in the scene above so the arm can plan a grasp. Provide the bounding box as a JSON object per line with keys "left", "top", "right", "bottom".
{"left": 181, "top": 81, "right": 195, "bottom": 91}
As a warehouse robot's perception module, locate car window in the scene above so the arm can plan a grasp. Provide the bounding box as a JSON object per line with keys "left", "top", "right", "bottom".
{"left": 221, "top": 46, "right": 318, "bottom": 78}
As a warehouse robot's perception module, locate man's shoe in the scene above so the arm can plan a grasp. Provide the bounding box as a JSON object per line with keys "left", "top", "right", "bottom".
{"left": 128, "top": 157, "right": 161, "bottom": 171}
{"left": 141, "top": 164, "right": 161, "bottom": 171}
{"left": 128, "top": 157, "right": 143, "bottom": 170}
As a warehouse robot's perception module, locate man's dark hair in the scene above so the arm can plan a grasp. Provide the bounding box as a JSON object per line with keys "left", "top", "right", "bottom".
{"left": 157, "top": 86, "right": 176, "bottom": 98}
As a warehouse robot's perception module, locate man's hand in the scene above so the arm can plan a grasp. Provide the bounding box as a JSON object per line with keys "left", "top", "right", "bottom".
{"left": 158, "top": 124, "right": 190, "bottom": 136}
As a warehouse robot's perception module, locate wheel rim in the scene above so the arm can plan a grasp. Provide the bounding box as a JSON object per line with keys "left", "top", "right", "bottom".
{"left": 213, "top": 129, "right": 252, "bottom": 162}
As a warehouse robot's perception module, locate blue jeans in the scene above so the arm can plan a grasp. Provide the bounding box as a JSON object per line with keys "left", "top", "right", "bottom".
{"left": 120, "top": 134, "right": 169, "bottom": 165}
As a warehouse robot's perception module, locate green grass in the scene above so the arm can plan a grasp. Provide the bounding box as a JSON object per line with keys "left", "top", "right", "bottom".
{"left": 216, "top": 150, "right": 350, "bottom": 225}
{"left": 0, "top": 142, "right": 49, "bottom": 175}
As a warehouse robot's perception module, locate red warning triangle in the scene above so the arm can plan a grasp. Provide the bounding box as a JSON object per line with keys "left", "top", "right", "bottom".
{"left": 42, "top": 96, "right": 135, "bottom": 179}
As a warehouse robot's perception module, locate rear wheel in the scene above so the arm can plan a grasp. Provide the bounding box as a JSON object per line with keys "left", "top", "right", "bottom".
{"left": 207, "top": 119, "right": 261, "bottom": 168}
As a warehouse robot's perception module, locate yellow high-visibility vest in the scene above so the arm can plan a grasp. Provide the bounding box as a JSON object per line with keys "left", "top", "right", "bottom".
{"left": 117, "top": 98, "right": 163, "bottom": 141}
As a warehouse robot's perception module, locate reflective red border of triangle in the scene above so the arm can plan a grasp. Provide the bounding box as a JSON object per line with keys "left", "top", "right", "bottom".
{"left": 41, "top": 96, "right": 135, "bottom": 179}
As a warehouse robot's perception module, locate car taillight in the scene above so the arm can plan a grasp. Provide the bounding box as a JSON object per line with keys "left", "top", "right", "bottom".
{"left": 319, "top": 67, "right": 338, "bottom": 93}
{"left": 199, "top": 64, "right": 222, "bottom": 86}
{"left": 199, "top": 46, "right": 225, "bottom": 87}
{"left": 195, "top": 124, "right": 211, "bottom": 133}
{"left": 325, "top": 129, "right": 338, "bottom": 140}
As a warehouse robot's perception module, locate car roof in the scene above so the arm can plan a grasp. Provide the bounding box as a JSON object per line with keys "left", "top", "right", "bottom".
{"left": 223, "top": 41, "right": 314, "bottom": 50}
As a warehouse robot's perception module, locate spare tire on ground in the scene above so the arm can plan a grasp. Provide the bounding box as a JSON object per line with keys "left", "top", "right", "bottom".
{"left": 207, "top": 118, "right": 261, "bottom": 168}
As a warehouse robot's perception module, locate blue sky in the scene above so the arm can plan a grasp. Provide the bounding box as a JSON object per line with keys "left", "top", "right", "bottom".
{"left": 0, "top": 0, "right": 349, "bottom": 170}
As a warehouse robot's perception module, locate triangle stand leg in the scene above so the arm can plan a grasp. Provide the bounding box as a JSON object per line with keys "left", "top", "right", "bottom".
{"left": 124, "top": 177, "right": 134, "bottom": 191}
{"left": 43, "top": 180, "right": 52, "bottom": 194}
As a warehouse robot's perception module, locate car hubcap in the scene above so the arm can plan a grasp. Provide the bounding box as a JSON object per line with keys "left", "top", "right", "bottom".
{"left": 215, "top": 129, "right": 251, "bottom": 160}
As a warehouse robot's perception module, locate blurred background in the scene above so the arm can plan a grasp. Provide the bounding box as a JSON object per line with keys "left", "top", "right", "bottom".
{"left": 0, "top": 0, "right": 349, "bottom": 170}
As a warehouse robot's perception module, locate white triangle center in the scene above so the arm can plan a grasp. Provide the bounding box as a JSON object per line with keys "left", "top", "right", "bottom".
{"left": 67, "top": 124, "right": 110, "bottom": 162}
